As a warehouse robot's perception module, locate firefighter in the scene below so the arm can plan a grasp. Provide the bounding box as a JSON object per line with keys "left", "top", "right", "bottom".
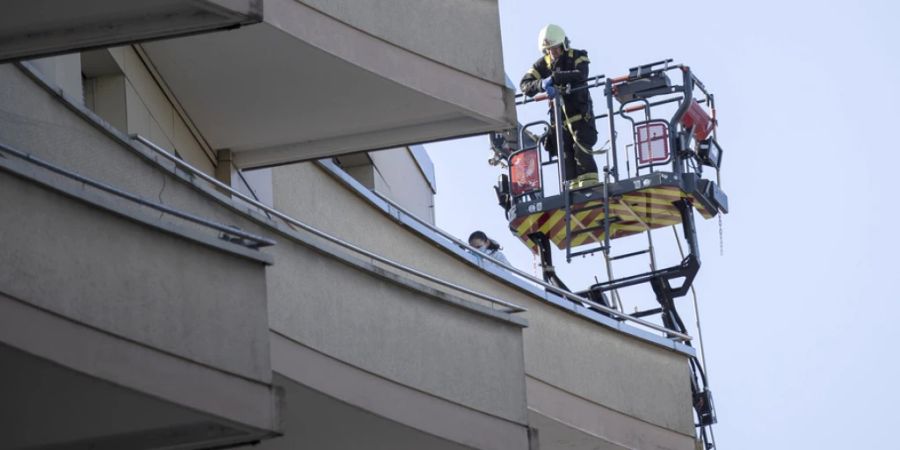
{"left": 520, "top": 24, "right": 599, "bottom": 189}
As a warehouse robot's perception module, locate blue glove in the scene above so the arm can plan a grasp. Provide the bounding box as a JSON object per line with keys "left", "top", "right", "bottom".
{"left": 542, "top": 77, "right": 557, "bottom": 99}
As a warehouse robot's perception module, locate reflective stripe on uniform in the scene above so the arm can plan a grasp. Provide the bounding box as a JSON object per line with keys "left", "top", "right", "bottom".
{"left": 527, "top": 68, "right": 541, "bottom": 79}
{"left": 544, "top": 54, "right": 552, "bottom": 69}
{"left": 565, "top": 114, "right": 583, "bottom": 125}
{"left": 574, "top": 56, "right": 589, "bottom": 65}
{"left": 564, "top": 113, "right": 594, "bottom": 126}
{"left": 559, "top": 103, "right": 594, "bottom": 154}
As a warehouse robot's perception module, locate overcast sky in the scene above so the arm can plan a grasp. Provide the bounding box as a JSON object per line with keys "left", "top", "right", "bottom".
{"left": 426, "top": 1, "right": 900, "bottom": 448}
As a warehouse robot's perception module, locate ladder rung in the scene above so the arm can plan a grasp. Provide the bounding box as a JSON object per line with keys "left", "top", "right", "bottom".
{"left": 608, "top": 249, "right": 651, "bottom": 261}
{"left": 569, "top": 246, "right": 608, "bottom": 258}
{"left": 570, "top": 216, "right": 621, "bottom": 236}
{"left": 571, "top": 224, "right": 607, "bottom": 235}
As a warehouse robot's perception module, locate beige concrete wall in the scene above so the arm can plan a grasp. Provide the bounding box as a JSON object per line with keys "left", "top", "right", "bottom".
{"left": 0, "top": 63, "right": 530, "bottom": 443}
{"left": 0, "top": 163, "right": 271, "bottom": 383}
{"left": 272, "top": 161, "right": 696, "bottom": 437}
{"left": 336, "top": 148, "right": 436, "bottom": 224}
{"left": 84, "top": 74, "right": 128, "bottom": 131}
{"left": 0, "top": 64, "right": 249, "bottom": 242}
{"left": 105, "top": 46, "right": 216, "bottom": 175}
{"left": 0, "top": 292, "right": 280, "bottom": 444}
{"left": 294, "top": 0, "right": 506, "bottom": 85}
{"left": 275, "top": 163, "right": 499, "bottom": 293}
{"left": 253, "top": 374, "right": 478, "bottom": 450}
{"left": 344, "top": 164, "right": 376, "bottom": 189}
{"left": 369, "top": 147, "right": 435, "bottom": 224}
{"left": 525, "top": 301, "right": 694, "bottom": 434}
{"left": 2, "top": 343, "right": 213, "bottom": 448}
{"left": 267, "top": 234, "right": 527, "bottom": 425}
{"left": 1, "top": 57, "right": 694, "bottom": 443}
{"left": 29, "top": 54, "right": 83, "bottom": 100}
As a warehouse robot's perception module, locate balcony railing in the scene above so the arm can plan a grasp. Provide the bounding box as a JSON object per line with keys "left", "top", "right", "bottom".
{"left": 132, "top": 135, "right": 526, "bottom": 315}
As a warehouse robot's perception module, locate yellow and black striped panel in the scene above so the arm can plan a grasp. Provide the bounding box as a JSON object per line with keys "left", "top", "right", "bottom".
{"left": 689, "top": 193, "right": 716, "bottom": 219}
{"left": 510, "top": 185, "right": 709, "bottom": 253}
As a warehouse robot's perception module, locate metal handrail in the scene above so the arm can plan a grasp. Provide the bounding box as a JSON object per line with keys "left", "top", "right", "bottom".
{"left": 366, "top": 187, "right": 692, "bottom": 342}
{"left": 132, "top": 135, "right": 526, "bottom": 314}
{"left": 515, "top": 74, "right": 607, "bottom": 105}
{"left": 0, "top": 141, "right": 275, "bottom": 249}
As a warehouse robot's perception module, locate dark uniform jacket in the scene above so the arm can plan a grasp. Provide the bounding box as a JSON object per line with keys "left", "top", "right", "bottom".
{"left": 520, "top": 48, "right": 597, "bottom": 150}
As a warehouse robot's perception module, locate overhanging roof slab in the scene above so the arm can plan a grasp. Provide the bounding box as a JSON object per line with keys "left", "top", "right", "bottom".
{"left": 0, "top": 0, "right": 262, "bottom": 63}
{"left": 141, "top": 0, "right": 517, "bottom": 169}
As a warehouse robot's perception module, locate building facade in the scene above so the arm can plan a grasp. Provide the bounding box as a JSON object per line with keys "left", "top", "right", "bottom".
{"left": 0, "top": 2, "right": 700, "bottom": 449}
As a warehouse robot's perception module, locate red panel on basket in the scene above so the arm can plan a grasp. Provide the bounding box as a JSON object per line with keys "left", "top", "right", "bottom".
{"left": 510, "top": 149, "right": 541, "bottom": 196}
{"left": 681, "top": 100, "right": 713, "bottom": 141}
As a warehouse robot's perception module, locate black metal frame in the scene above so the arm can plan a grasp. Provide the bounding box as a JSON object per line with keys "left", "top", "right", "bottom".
{"left": 512, "top": 120, "right": 554, "bottom": 197}
{"left": 510, "top": 61, "right": 722, "bottom": 286}
{"left": 506, "top": 59, "right": 724, "bottom": 449}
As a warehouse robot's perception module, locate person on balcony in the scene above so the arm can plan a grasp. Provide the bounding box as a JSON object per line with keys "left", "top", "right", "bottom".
{"left": 520, "top": 24, "right": 599, "bottom": 190}
{"left": 468, "top": 231, "right": 511, "bottom": 266}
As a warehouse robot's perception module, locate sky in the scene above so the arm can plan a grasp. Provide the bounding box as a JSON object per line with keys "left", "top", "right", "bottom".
{"left": 426, "top": 1, "right": 900, "bottom": 448}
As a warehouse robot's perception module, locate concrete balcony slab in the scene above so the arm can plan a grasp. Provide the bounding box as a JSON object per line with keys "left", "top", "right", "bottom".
{"left": 263, "top": 334, "right": 529, "bottom": 450}
{"left": 0, "top": 298, "right": 280, "bottom": 449}
{"left": 140, "top": 0, "right": 516, "bottom": 168}
{"left": 0, "top": 0, "right": 261, "bottom": 63}
{"left": 0, "top": 145, "right": 281, "bottom": 448}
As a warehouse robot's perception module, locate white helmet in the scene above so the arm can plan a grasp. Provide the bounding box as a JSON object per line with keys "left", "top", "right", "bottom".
{"left": 538, "top": 24, "right": 567, "bottom": 52}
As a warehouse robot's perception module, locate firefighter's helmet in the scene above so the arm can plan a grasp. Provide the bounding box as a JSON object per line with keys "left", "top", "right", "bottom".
{"left": 538, "top": 24, "right": 568, "bottom": 52}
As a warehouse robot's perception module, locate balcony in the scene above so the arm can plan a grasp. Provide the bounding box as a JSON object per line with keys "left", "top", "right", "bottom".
{"left": 2, "top": 34, "right": 696, "bottom": 447}
{"left": 0, "top": 142, "right": 279, "bottom": 448}
{"left": 1, "top": 61, "right": 529, "bottom": 449}
{"left": 271, "top": 160, "right": 700, "bottom": 449}
{"left": 0, "top": 0, "right": 261, "bottom": 63}
{"left": 139, "top": 0, "right": 517, "bottom": 168}
{"left": 261, "top": 233, "right": 530, "bottom": 449}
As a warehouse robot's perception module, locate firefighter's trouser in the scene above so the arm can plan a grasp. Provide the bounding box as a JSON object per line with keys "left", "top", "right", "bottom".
{"left": 546, "top": 120, "right": 598, "bottom": 181}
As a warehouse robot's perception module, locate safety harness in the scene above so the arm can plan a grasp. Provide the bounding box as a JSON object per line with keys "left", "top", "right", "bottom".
{"left": 544, "top": 50, "right": 594, "bottom": 157}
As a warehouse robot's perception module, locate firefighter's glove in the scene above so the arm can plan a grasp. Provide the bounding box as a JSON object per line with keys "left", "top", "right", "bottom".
{"left": 542, "top": 77, "right": 557, "bottom": 99}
